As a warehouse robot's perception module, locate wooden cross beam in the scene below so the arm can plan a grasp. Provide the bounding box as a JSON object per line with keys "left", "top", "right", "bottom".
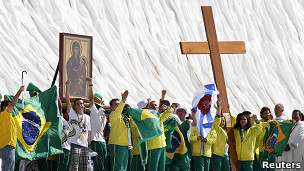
{"left": 180, "top": 6, "right": 246, "bottom": 171}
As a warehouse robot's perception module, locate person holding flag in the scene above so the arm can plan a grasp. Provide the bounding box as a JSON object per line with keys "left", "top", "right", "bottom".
{"left": 165, "top": 105, "right": 197, "bottom": 171}
{"left": 254, "top": 107, "right": 278, "bottom": 171}
{"left": 234, "top": 111, "right": 262, "bottom": 171}
{"left": 211, "top": 98, "right": 231, "bottom": 171}
{"left": 0, "top": 86, "right": 24, "bottom": 171}
{"left": 190, "top": 84, "right": 218, "bottom": 171}
{"left": 146, "top": 102, "right": 174, "bottom": 171}
{"left": 281, "top": 110, "right": 304, "bottom": 170}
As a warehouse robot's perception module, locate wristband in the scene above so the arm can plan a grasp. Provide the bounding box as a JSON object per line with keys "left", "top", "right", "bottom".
{"left": 89, "top": 84, "right": 93, "bottom": 86}
{"left": 122, "top": 98, "right": 126, "bottom": 102}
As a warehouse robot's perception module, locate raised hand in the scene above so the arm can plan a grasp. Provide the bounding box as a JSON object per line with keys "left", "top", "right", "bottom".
{"left": 252, "top": 114, "right": 258, "bottom": 122}
{"left": 86, "top": 77, "right": 92, "bottom": 84}
{"left": 121, "top": 90, "right": 129, "bottom": 101}
{"left": 65, "top": 80, "right": 71, "bottom": 87}
{"left": 217, "top": 98, "right": 223, "bottom": 108}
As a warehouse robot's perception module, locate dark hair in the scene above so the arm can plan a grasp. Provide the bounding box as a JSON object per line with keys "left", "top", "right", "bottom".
{"left": 109, "top": 98, "right": 119, "bottom": 106}
{"left": 300, "top": 112, "right": 304, "bottom": 121}
{"left": 260, "top": 107, "right": 270, "bottom": 118}
{"left": 234, "top": 112, "right": 252, "bottom": 130}
{"left": 242, "top": 111, "right": 252, "bottom": 116}
{"left": 73, "top": 98, "right": 83, "bottom": 106}
{"left": 171, "top": 103, "right": 180, "bottom": 108}
{"left": 160, "top": 100, "right": 170, "bottom": 107}
{"left": 293, "top": 109, "right": 302, "bottom": 120}
{"left": 1, "top": 100, "right": 10, "bottom": 112}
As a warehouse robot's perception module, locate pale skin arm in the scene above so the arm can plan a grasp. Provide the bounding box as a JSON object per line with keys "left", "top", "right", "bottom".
{"left": 87, "top": 77, "right": 94, "bottom": 108}
{"left": 7, "top": 86, "right": 24, "bottom": 113}
{"left": 121, "top": 90, "right": 128, "bottom": 102}
{"left": 65, "top": 80, "right": 72, "bottom": 113}
{"left": 58, "top": 98, "right": 63, "bottom": 116}
{"left": 161, "top": 90, "right": 166, "bottom": 101}
{"left": 216, "top": 98, "right": 223, "bottom": 116}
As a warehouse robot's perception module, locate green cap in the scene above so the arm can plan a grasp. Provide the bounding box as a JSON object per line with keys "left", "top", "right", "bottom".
{"left": 94, "top": 93, "right": 103, "bottom": 100}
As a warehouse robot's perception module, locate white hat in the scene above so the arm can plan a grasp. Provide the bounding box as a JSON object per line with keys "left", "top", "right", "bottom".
{"left": 137, "top": 100, "right": 149, "bottom": 109}
{"left": 175, "top": 106, "right": 190, "bottom": 117}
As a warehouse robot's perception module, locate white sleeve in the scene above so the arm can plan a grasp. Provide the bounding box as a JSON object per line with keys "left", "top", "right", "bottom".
{"left": 89, "top": 104, "right": 98, "bottom": 116}
{"left": 68, "top": 108, "right": 76, "bottom": 121}
{"left": 290, "top": 125, "right": 304, "bottom": 150}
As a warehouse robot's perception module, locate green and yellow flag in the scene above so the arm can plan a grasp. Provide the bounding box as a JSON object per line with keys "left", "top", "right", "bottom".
{"left": 126, "top": 108, "right": 162, "bottom": 145}
{"left": 261, "top": 122, "right": 293, "bottom": 163}
{"left": 164, "top": 118, "right": 188, "bottom": 165}
{"left": 26, "top": 82, "right": 42, "bottom": 97}
{"left": 7, "top": 86, "right": 62, "bottom": 160}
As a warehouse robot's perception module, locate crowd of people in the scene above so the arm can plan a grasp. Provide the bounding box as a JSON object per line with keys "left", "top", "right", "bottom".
{"left": 0, "top": 78, "right": 304, "bottom": 171}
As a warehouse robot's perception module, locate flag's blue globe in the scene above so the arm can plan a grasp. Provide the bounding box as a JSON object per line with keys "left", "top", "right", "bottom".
{"left": 22, "top": 111, "right": 41, "bottom": 145}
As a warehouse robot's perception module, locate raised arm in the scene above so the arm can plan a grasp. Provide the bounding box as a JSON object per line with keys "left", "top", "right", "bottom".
{"left": 7, "top": 86, "right": 24, "bottom": 113}
{"left": 65, "top": 80, "right": 72, "bottom": 113}
{"left": 161, "top": 90, "right": 166, "bottom": 101}
{"left": 216, "top": 98, "right": 223, "bottom": 116}
{"left": 191, "top": 109, "right": 197, "bottom": 127}
{"left": 109, "top": 90, "right": 129, "bottom": 121}
{"left": 159, "top": 105, "right": 174, "bottom": 122}
{"left": 159, "top": 90, "right": 167, "bottom": 107}
{"left": 87, "top": 77, "right": 94, "bottom": 108}
{"left": 58, "top": 98, "right": 63, "bottom": 116}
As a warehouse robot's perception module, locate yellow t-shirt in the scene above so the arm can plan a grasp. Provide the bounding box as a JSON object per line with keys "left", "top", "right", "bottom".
{"left": 108, "top": 101, "right": 129, "bottom": 146}
{"left": 0, "top": 109, "right": 17, "bottom": 149}
{"left": 147, "top": 108, "right": 174, "bottom": 150}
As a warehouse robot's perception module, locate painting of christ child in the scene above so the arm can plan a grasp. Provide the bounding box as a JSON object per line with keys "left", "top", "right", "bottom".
{"left": 73, "top": 57, "right": 87, "bottom": 96}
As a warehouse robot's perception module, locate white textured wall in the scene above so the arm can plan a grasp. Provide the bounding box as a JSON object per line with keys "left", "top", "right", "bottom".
{"left": 0, "top": 0, "right": 304, "bottom": 117}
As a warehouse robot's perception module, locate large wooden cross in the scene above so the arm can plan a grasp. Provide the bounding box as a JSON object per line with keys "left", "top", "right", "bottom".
{"left": 180, "top": 6, "right": 246, "bottom": 171}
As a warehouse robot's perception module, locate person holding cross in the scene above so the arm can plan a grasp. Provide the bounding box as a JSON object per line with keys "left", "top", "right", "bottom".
{"left": 211, "top": 98, "right": 231, "bottom": 171}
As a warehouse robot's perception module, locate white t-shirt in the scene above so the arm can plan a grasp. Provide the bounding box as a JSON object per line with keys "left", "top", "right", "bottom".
{"left": 61, "top": 116, "right": 71, "bottom": 150}
{"left": 90, "top": 105, "right": 106, "bottom": 142}
{"left": 68, "top": 108, "right": 91, "bottom": 147}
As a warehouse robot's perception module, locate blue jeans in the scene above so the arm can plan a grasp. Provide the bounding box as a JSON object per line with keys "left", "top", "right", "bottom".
{"left": 0, "top": 145, "right": 15, "bottom": 171}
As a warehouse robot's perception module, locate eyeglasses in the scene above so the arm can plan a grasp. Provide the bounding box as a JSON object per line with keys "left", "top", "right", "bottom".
{"left": 240, "top": 119, "right": 247, "bottom": 121}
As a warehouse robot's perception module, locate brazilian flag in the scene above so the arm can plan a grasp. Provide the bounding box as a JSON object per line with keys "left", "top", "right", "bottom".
{"left": 261, "top": 122, "right": 293, "bottom": 163}
{"left": 126, "top": 108, "right": 162, "bottom": 145}
{"left": 164, "top": 118, "right": 188, "bottom": 165}
{"left": 7, "top": 86, "right": 62, "bottom": 160}
{"left": 126, "top": 108, "right": 163, "bottom": 167}
{"left": 26, "top": 82, "right": 42, "bottom": 97}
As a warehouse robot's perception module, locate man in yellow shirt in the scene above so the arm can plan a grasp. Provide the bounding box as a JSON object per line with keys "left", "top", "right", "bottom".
{"left": 0, "top": 86, "right": 24, "bottom": 171}
{"left": 146, "top": 104, "right": 174, "bottom": 171}
{"left": 108, "top": 90, "right": 130, "bottom": 171}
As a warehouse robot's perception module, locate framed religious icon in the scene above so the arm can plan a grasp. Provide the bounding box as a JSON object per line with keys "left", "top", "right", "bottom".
{"left": 59, "top": 33, "right": 93, "bottom": 99}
